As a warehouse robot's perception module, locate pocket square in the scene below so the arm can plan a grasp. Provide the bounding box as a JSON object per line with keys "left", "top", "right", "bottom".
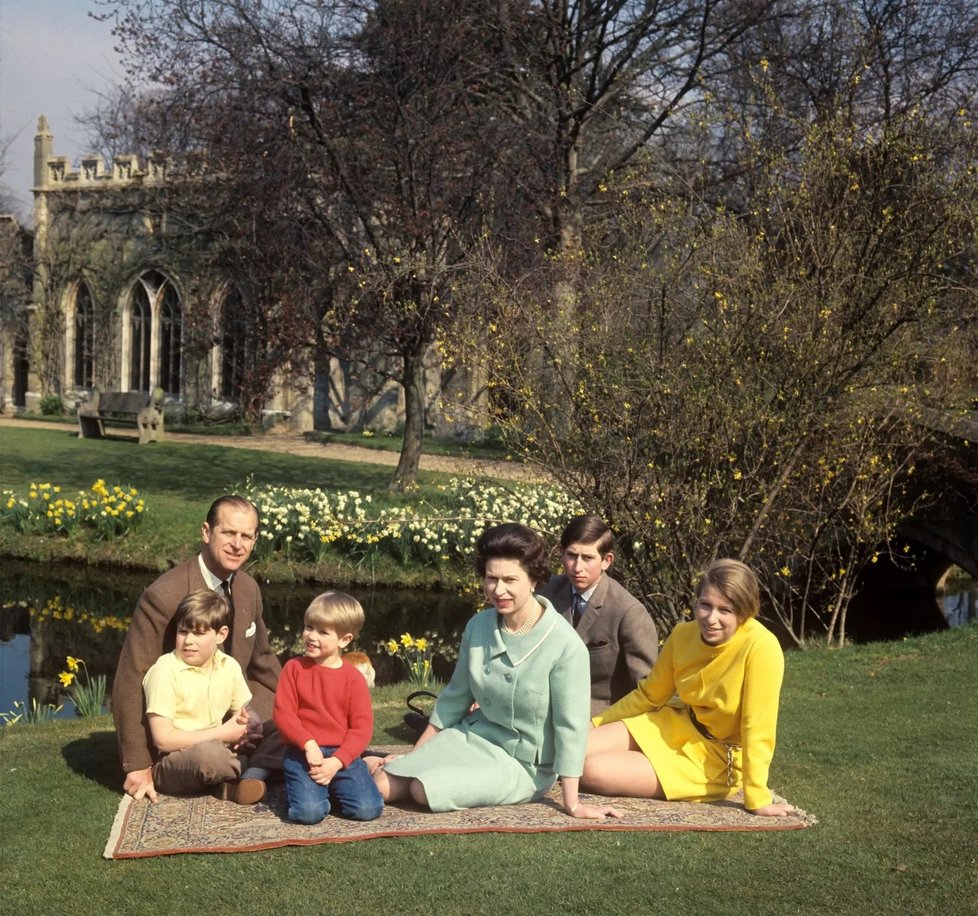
{"left": 244, "top": 622, "right": 257, "bottom": 638}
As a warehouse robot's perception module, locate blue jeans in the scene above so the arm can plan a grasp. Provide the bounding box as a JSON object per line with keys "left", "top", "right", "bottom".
{"left": 282, "top": 746, "right": 383, "bottom": 824}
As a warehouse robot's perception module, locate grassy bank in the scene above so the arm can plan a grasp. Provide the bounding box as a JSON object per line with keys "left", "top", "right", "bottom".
{"left": 0, "top": 426, "right": 472, "bottom": 588}
{"left": 1, "top": 626, "right": 976, "bottom": 914}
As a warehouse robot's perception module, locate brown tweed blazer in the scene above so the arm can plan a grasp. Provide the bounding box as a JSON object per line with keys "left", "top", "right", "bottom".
{"left": 112, "top": 555, "right": 281, "bottom": 774}
{"left": 539, "top": 572, "right": 658, "bottom": 716}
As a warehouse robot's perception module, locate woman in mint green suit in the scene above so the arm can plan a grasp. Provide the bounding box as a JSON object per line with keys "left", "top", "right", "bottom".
{"left": 371, "top": 523, "right": 621, "bottom": 821}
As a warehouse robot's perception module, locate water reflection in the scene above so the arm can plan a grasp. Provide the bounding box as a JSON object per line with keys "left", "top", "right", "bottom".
{"left": 943, "top": 588, "right": 978, "bottom": 628}
{"left": 0, "top": 558, "right": 477, "bottom": 716}
{"left": 4, "top": 558, "right": 975, "bottom": 718}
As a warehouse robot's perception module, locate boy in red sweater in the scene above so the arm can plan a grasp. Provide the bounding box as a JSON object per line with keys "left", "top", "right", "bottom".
{"left": 273, "top": 592, "right": 383, "bottom": 824}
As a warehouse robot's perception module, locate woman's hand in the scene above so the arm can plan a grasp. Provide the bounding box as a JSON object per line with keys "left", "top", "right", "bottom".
{"left": 750, "top": 802, "right": 796, "bottom": 817}
{"left": 560, "top": 776, "right": 622, "bottom": 820}
{"left": 568, "top": 801, "right": 623, "bottom": 820}
{"left": 363, "top": 755, "right": 393, "bottom": 775}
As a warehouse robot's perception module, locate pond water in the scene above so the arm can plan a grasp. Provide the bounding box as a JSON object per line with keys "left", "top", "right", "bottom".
{"left": 1, "top": 559, "right": 975, "bottom": 719}
{"left": 0, "top": 558, "right": 477, "bottom": 719}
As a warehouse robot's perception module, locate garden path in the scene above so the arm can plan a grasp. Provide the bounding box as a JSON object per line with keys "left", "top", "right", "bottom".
{"left": 0, "top": 416, "right": 540, "bottom": 482}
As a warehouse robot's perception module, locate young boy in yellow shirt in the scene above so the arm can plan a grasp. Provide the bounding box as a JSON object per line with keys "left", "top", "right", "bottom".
{"left": 141, "top": 589, "right": 265, "bottom": 804}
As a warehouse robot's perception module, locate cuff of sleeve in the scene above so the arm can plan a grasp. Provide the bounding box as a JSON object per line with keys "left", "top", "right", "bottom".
{"left": 744, "top": 787, "right": 773, "bottom": 811}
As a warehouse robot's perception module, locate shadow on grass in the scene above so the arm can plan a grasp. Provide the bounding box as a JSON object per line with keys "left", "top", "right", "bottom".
{"left": 378, "top": 722, "right": 418, "bottom": 743}
{"left": 61, "top": 729, "right": 123, "bottom": 793}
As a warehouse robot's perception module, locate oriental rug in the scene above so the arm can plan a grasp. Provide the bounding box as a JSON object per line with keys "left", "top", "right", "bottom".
{"left": 104, "top": 748, "right": 816, "bottom": 859}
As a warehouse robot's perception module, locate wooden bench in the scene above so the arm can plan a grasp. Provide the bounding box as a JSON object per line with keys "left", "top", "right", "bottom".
{"left": 77, "top": 388, "right": 166, "bottom": 444}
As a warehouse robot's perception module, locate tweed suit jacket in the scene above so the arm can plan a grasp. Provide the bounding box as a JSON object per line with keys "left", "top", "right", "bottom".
{"left": 113, "top": 555, "right": 281, "bottom": 774}
{"left": 539, "top": 572, "right": 658, "bottom": 716}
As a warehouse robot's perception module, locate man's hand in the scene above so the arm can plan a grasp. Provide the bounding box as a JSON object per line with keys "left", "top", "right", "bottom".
{"left": 123, "top": 767, "right": 159, "bottom": 803}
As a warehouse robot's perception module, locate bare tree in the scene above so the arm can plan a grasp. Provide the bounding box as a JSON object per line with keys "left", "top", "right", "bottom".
{"left": 98, "top": 0, "right": 513, "bottom": 488}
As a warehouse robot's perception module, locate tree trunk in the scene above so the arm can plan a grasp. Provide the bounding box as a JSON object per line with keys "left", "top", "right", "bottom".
{"left": 389, "top": 347, "right": 425, "bottom": 492}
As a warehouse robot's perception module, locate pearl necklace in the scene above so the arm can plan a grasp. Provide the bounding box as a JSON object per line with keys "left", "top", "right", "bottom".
{"left": 500, "top": 606, "right": 540, "bottom": 636}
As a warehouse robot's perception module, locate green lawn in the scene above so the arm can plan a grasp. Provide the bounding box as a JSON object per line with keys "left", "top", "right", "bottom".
{"left": 0, "top": 426, "right": 466, "bottom": 586}
{"left": 1, "top": 626, "right": 976, "bottom": 915}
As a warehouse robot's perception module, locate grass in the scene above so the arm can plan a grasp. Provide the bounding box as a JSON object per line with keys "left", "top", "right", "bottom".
{"left": 1, "top": 626, "right": 976, "bottom": 914}
{"left": 2, "top": 424, "right": 976, "bottom": 912}
{"left": 0, "top": 426, "right": 470, "bottom": 586}
{"left": 14, "top": 408, "right": 511, "bottom": 459}
{"left": 304, "top": 428, "right": 511, "bottom": 461}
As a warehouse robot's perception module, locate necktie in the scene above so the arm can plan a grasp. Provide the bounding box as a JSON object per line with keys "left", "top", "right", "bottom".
{"left": 220, "top": 579, "right": 235, "bottom": 648}
{"left": 573, "top": 593, "right": 585, "bottom": 628}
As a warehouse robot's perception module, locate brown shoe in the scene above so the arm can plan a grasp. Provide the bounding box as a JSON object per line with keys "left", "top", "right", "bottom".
{"left": 215, "top": 778, "right": 265, "bottom": 805}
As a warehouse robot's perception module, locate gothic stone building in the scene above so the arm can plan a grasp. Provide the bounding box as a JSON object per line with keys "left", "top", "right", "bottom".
{"left": 0, "top": 116, "right": 473, "bottom": 436}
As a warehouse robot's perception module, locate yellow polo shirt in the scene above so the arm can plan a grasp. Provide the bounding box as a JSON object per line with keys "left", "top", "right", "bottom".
{"left": 143, "top": 649, "right": 252, "bottom": 731}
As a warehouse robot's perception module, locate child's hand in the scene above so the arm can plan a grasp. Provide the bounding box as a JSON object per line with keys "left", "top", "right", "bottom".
{"left": 222, "top": 716, "right": 249, "bottom": 744}
{"left": 232, "top": 708, "right": 263, "bottom": 753}
{"left": 308, "top": 756, "right": 343, "bottom": 786}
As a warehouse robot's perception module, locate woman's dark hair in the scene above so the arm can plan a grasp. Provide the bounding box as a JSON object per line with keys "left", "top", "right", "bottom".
{"left": 475, "top": 523, "right": 551, "bottom": 585}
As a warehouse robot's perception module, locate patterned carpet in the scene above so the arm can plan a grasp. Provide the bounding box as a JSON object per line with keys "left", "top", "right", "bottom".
{"left": 104, "top": 749, "right": 816, "bottom": 858}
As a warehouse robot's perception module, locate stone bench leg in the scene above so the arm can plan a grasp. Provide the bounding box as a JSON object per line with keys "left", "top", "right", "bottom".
{"left": 136, "top": 409, "right": 164, "bottom": 444}
{"left": 78, "top": 414, "right": 104, "bottom": 439}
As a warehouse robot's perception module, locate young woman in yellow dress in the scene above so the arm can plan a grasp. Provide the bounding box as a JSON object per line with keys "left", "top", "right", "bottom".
{"left": 581, "top": 558, "right": 796, "bottom": 816}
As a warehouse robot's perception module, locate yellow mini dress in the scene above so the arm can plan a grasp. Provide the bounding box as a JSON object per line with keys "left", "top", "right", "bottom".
{"left": 592, "top": 618, "right": 784, "bottom": 811}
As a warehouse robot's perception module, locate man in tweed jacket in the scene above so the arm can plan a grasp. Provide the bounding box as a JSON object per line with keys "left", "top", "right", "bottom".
{"left": 540, "top": 515, "right": 658, "bottom": 716}
{"left": 113, "top": 495, "right": 282, "bottom": 801}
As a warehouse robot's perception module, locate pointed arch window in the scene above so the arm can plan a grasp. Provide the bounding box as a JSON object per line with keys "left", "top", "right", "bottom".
{"left": 158, "top": 282, "right": 182, "bottom": 395}
{"left": 129, "top": 283, "right": 152, "bottom": 391}
{"left": 127, "top": 271, "right": 182, "bottom": 394}
{"left": 73, "top": 282, "right": 95, "bottom": 387}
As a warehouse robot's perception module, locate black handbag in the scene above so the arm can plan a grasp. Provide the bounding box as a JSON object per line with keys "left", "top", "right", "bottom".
{"left": 403, "top": 689, "right": 438, "bottom": 738}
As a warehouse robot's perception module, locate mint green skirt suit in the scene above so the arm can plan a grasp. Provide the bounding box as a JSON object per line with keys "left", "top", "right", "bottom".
{"left": 383, "top": 596, "right": 591, "bottom": 811}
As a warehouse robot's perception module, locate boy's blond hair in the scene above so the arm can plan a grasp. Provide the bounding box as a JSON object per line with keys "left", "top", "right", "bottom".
{"left": 175, "top": 589, "right": 231, "bottom": 633}
{"left": 305, "top": 591, "right": 365, "bottom": 638}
